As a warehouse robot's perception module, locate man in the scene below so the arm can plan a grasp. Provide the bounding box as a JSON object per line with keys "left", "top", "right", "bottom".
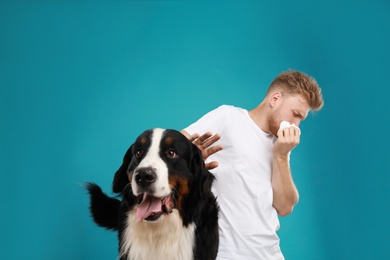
{"left": 182, "top": 70, "right": 324, "bottom": 259}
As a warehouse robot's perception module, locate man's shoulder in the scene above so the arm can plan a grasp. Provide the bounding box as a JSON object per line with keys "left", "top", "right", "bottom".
{"left": 217, "top": 104, "right": 246, "bottom": 113}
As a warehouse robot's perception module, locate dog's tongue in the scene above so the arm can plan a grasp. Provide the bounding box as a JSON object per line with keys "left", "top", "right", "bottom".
{"left": 136, "top": 194, "right": 162, "bottom": 221}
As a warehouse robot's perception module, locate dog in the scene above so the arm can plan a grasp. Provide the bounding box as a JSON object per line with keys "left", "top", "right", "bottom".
{"left": 86, "top": 128, "right": 219, "bottom": 260}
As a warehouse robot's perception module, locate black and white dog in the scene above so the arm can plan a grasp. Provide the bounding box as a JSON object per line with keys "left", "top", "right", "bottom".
{"left": 87, "top": 128, "right": 219, "bottom": 260}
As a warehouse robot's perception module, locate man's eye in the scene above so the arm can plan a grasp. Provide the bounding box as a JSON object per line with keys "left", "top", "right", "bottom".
{"left": 166, "top": 149, "right": 178, "bottom": 158}
{"left": 293, "top": 112, "right": 301, "bottom": 118}
{"left": 136, "top": 149, "right": 144, "bottom": 158}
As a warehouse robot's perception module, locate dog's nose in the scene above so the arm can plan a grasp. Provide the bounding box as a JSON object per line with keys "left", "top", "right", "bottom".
{"left": 135, "top": 167, "right": 157, "bottom": 187}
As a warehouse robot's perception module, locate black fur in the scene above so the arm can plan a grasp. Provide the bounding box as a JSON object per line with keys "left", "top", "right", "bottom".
{"left": 86, "top": 183, "right": 121, "bottom": 230}
{"left": 86, "top": 129, "right": 219, "bottom": 260}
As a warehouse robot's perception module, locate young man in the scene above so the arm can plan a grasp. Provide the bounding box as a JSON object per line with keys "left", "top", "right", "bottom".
{"left": 182, "top": 70, "right": 324, "bottom": 259}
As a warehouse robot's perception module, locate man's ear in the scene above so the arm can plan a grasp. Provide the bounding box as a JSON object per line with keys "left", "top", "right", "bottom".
{"left": 112, "top": 145, "right": 133, "bottom": 193}
{"left": 270, "top": 92, "right": 282, "bottom": 108}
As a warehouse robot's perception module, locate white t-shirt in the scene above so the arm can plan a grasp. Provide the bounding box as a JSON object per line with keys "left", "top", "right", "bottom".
{"left": 185, "top": 105, "right": 285, "bottom": 260}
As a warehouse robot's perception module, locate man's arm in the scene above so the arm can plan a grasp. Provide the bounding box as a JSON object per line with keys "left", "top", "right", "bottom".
{"left": 272, "top": 126, "right": 300, "bottom": 216}
{"left": 181, "top": 130, "right": 223, "bottom": 170}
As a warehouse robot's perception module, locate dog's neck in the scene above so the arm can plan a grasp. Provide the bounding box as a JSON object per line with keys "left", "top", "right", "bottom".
{"left": 120, "top": 209, "right": 195, "bottom": 260}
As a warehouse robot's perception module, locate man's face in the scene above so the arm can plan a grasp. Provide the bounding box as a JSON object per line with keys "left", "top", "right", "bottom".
{"left": 269, "top": 93, "right": 310, "bottom": 136}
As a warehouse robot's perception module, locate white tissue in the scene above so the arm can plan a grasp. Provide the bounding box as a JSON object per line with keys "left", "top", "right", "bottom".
{"left": 279, "top": 121, "right": 300, "bottom": 134}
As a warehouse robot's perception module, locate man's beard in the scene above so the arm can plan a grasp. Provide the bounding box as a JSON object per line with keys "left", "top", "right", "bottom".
{"left": 268, "top": 109, "right": 280, "bottom": 137}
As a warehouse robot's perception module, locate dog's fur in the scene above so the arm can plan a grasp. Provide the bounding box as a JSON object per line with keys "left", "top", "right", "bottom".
{"left": 87, "top": 128, "right": 219, "bottom": 260}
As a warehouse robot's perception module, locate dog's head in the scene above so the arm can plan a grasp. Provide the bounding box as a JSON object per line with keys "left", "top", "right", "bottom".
{"left": 112, "top": 128, "right": 213, "bottom": 222}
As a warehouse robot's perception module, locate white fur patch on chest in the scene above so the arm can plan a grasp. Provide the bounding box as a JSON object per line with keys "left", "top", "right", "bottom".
{"left": 120, "top": 209, "right": 195, "bottom": 260}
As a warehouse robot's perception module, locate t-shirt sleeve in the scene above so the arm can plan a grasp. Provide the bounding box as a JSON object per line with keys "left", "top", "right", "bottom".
{"left": 184, "top": 105, "right": 230, "bottom": 136}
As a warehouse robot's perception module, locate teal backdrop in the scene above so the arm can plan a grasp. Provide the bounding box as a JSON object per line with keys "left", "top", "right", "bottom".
{"left": 1, "top": 1, "right": 389, "bottom": 259}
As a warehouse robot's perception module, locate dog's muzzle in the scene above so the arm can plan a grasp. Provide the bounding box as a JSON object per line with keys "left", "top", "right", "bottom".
{"left": 133, "top": 167, "right": 176, "bottom": 222}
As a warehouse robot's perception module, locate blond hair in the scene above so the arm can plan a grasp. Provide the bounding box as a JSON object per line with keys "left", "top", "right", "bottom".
{"left": 268, "top": 69, "right": 324, "bottom": 111}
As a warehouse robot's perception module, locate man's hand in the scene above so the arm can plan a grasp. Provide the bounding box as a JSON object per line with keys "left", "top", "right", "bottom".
{"left": 273, "top": 126, "right": 300, "bottom": 157}
{"left": 183, "top": 131, "right": 223, "bottom": 170}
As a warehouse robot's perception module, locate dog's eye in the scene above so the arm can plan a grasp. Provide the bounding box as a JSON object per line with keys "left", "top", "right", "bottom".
{"left": 136, "top": 149, "right": 144, "bottom": 158}
{"left": 166, "top": 149, "right": 178, "bottom": 158}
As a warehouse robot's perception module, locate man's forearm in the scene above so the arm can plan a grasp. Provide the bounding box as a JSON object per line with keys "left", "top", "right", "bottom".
{"left": 271, "top": 154, "right": 299, "bottom": 216}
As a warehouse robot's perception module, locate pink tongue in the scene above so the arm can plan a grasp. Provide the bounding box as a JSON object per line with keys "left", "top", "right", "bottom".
{"left": 136, "top": 194, "right": 162, "bottom": 221}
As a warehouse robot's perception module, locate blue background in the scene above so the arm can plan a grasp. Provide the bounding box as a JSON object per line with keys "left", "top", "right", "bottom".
{"left": 1, "top": 1, "right": 389, "bottom": 259}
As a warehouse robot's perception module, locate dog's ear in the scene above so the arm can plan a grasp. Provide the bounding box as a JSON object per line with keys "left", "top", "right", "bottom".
{"left": 190, "top": 143, "right": 206, "bottom": 175}
{"left": 190, "top": 143, "right": 215, "bottom": 192}
{"left": 112, "top": 145, "right": 133, "bottom": 194}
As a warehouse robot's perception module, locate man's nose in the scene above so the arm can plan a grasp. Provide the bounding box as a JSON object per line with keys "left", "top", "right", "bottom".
{"left": 292, "top": 119, "right": 301, "bottom": 127}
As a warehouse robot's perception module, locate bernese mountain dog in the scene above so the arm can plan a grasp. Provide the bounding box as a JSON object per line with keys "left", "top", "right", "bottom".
{"left": 86, "top": 128, "right": 219, "bottom": 260}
